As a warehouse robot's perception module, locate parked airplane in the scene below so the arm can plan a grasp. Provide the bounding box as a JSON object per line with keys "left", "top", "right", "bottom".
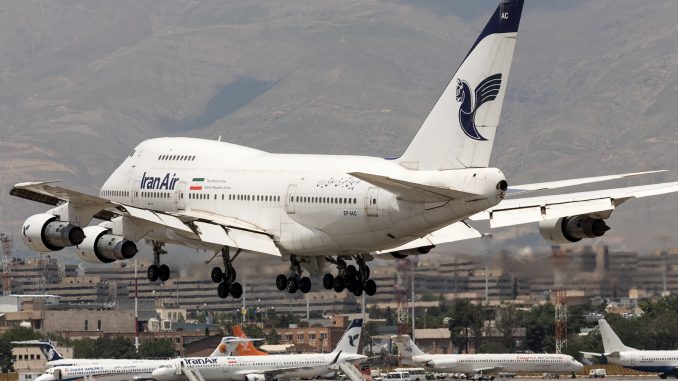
{"left": 581, "top": 319, "right": 678, "bottom": 379}
{"left": 151, "top": 319, "right": 366, "bottom": 381}
{"left": 231, "top": 325, "right": 268, "bottom": 356}
{"left": 15, "top": 337, "right": 236, "bottom": 368}
{"left": 393, "top": 335, "right": 583, "bottom": 376}
{"left": 11, "top": 0, "right": 678, "bottom": 299}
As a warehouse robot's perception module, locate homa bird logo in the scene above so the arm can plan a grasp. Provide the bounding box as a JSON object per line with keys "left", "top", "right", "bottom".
{"left": 348, "top": 333, "right": 360, "bottom": 347}
{"left": 455, "top": 73, "right": 503, "bottom": 141}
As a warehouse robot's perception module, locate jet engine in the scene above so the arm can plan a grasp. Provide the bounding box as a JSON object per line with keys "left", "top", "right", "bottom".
{"left": 75, "top": 226, "right": 138, "bottom": 264}
{"left": 243, "top": 374, "right": 266, "bottom": 381}
{"left": 21, "top": 213, "right": 85, "bottom": 252}
{"left": 539, "top": 216, "right": 610, "bottom": 243}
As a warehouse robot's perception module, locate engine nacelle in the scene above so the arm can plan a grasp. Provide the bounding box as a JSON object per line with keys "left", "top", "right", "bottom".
{"left": 75, "top": 226, "right": 138, "bottom": 264}
{"left": 22, "top": 213, "right": 85, "bottom": 252}
{"left": 539, "top": 216, "right": 611, "bottom": 243}
{"left": 243, "top": 374, "right": 266, "bottom": 381}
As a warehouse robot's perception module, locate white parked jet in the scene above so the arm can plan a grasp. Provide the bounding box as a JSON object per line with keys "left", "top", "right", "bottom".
{"left": 16, "top": 337, "right": 240, "bottom": 369}
{"left": 11, "top": 0, "right": 678, "bottom": 298}
{"left": 581, "top": 319, "right": 678, "bottom": 379}
{"left": 393, "top": 335, "right": 583, "bottom": 376}
{"left": 151, "top": 319, "right": 366, "bottom": 381}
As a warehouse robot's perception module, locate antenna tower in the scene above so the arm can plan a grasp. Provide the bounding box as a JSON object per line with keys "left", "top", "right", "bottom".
{"left": 1, "top": 233, "right": 12, "bottom": 294}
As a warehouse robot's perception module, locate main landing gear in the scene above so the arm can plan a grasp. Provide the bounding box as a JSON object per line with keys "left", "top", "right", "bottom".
{"left": 323, "top": 255, "right": 377, "bottom": 296}
{"left": 211, "top": 248, "right": 243, "bottom": 299}
{"left": 276, "top": 255, "right": 312, "bottom": 294}
{"left": 147, "top": 241, "right": 171, "bottom": 282}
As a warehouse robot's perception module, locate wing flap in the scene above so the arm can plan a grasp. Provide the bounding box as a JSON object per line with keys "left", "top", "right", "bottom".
{"left": 227, "top": 228, "right": 281, "bottom": 257}
{"left": 120, "top": 205, "right": 194, "bottom": 233}
{"left": 374, "top": 221, "right": 481, "bottom": 255}
{"left": 350, "top": 172, "right": 479, "bottom": 202}
{"left": 489, "top": 199, "right": 613, "bottom": 228}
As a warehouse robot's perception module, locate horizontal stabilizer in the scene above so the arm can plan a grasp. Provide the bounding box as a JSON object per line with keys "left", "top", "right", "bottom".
{"left": 350, "top": 172, "right": 480, "bottom": 202}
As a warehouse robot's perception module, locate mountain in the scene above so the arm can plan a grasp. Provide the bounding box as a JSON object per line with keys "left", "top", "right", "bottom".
{"left": 1, "top": 0, "right": 677, "bottom": 257}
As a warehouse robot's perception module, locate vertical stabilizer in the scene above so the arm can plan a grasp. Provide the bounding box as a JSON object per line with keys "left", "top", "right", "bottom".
{"left": 35, "top": 341, "right": 65, "bottom": 362}
{"left": 599, "top": 319, "right": 637, "bottom": 353}
{"left": 232, "top": 325, "right": 269, "bottom": 356}
{"left": 332, "top": 319, "right": 364, "bottom": 355}
{"left": 399, "top": 0, "right": 524, "bottom": 170}
{"left": 392, "top": 334, "right": 426, "bottom": 358}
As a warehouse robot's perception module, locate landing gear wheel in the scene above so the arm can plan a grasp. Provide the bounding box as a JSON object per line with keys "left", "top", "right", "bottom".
{"left": 217, "top": 282, "right": 229, "bottom": 298}
{"left": 352, "top": 281, "right": 363, "bottom": 296}
{"left": 147, "top": 265, "right": 159, "bottom": 282}
{"left": 364, "top": 279, "right": 377, "bottom": 296}
{"left": 276, "top": 274, "right": 287, "bottom": 291}
{"left": 322, "top": 274, "right": 334, "bottom": 289}
{"left": 230, "top": 282, "right": 243, "bottom": 299}
{"left": 299, "top": 277, "right": 312, "bottom": 293}
{"left": 346, "top": 265, "right": 357, "bottom": 279}
{"left": 158, "top": 264, "right": 170, "bottom": 281}
{"left": 345, "top": 274, "right": 357, "bottom": 292}
{"left": 211, "top": 267, "right": 224, "bottom": 283}
{"left": 287, "top": 277, "right": 299, "bottom": 293}
{"left": 333, "top": 276, "right": 345, "bottom": 292}
{"left": 360, "top": 266, "right": 370, "bottom": 281}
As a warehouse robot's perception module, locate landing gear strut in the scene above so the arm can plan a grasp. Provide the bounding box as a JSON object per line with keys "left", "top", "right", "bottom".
{"left": 211, "top": 248, "right": 243, "bottom": 299}
{"left": 147, "top": 241, "right": 171, "bottom": 282}
{"left": 323, "top": 255, "right": 377, "bottom": 296}
{"left": 276, "top": 255, "right": 312, "bottom": 294}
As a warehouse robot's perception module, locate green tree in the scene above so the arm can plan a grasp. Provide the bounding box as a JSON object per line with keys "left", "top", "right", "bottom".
{"left": 96, "top": 336, "right": 137, "bottom": 359}
{"left": 523, "top": 303, "right": 555, "bottom": 353}
{"left": 496, "top": 303, "right": 523, "bottom": 351}
{"left": 267, "top": 329, "right": 280, "bottom": 345}
{"left": 138, "top": 339, "right": 176, "bottom": 358}
{"left": 72, "top": 338, "right": 96, "bottom": 358}
{"left": 0, "top": 338, "right": 12, "bottom": 372}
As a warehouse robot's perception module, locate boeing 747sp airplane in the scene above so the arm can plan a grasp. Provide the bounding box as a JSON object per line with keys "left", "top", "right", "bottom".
{"left": 10, "top": 0, "right": 678, "bottom": 298}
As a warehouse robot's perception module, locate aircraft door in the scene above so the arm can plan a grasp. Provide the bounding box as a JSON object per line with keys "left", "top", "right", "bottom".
{"left": 54, "top": 369, "right": 62, "bottom": 380}
{"left": 129, "top": 178, "right": 140, "bottom": 207}
{"left": 366, "top": 187, "right": 379, "bottom": 217}
{"left": 286, "top": 184, "right": 297, "bottom": 214}
{"left": 175, "top": 180, "right": 187, "bottom": 211}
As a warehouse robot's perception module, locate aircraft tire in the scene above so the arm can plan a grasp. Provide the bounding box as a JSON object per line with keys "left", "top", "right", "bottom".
{"left": 322, "top": 273, "right": 334, "bottom": 289}
{"left": 364, "top": 279, "right": 377, "bottom": 296}
{"left": 230, "top": 282, "right": 243, "bottom": 299}
{"left": 346, "top": 265, "right": 357, "bottom": 279}
{"left": 211, "top": 267, "right": 224, "bottom": 283}
{"left": 158, "top": 264, "right": 170, "bottom": 281}
{"left": 287, "top": 277, "right": 299, "bottom": 293}
{"left": 275, "top": 274, "right": 287, "bottom": 291}
{"left": 217, "top": 282, "right": 230, "bottom": 298}
{"left": 299, "top": 277, "right": 312, "bottom": 293}
{"left": 333, "top": 276, "right": 345, "bottom": 292}
{"left": 352, "top": 282, "right": 363, "bottom": 296}
{"left": 147, "top": 265, "right": 159, "bottom": 282}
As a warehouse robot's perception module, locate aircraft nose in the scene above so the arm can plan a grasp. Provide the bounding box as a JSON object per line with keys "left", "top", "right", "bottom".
{"left": 574, "top": 360, "right": 584, "bottom": 371}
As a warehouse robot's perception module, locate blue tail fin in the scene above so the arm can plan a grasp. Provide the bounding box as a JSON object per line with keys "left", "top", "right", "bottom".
{"left": 399, "top": 0, "right": 525, "bottom": 170}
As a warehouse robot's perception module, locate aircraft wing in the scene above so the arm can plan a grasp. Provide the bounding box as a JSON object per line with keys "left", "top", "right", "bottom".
{"left": 473, "top": 366, "right": 502, "bottom": 373}
{"left": 507, "top": 170, "right": 666, "bottom": 196}
{"left": 470, "top": 181, "right": 678, "bottom": 228}
{"left": 10, "top": 181, "right": 281, "bottom": 256}
{"left": 372, "top": 221, "right": 482, "bottom": 256}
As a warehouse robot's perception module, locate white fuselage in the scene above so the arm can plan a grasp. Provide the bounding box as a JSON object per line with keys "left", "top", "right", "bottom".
{"left": 609, "top": 350, "right": 678, "bottom": 375}
{"left": 407, "top": 353, "right": 583, "bottom": 374}
{"left": 36, "top": 360, "right": 169, "bottom": 381}
{"left": 101, "top": 137, "right": 504, "bottom": 256}
{"left": 152, "top": 352, "right": 364, "bottom": 381}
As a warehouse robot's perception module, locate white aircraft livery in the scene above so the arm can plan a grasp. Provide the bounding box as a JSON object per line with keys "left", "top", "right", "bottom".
{"left": 393, "top": 335, "right": 583, "bottom": 375}
{"left": 151, "top": 319, "right": 366, "bottom": 381}
{"left": 581, "top": 319, "right": 678, "bottom": 379}
{"left": 10, "top": 0, "right": 678, "bottom": 298}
